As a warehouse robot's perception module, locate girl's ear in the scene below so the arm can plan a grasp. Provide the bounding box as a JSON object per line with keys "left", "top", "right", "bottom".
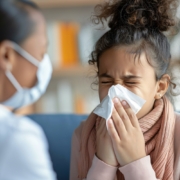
{"left": 154, "top": 74, "right": 170, "bottom": 99}
{"left": 0, "top": 41, "right": 15, "bottom": 72}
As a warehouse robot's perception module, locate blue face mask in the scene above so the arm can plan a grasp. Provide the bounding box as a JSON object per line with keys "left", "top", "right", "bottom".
{"left": 1, "top": 42, "right": 53, "bottom": 109}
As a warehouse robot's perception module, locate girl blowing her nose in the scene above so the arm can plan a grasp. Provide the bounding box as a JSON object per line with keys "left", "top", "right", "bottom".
{"left": 70, "top": 0, "right": 180, "bottom": 179}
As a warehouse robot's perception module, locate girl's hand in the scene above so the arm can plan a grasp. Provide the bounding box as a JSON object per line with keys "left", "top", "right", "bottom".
{"left": 96, "top": 117, "right": 118, "bottom": 167}
{"left": 107, "top": 98, "right": 146, "bottom": 167}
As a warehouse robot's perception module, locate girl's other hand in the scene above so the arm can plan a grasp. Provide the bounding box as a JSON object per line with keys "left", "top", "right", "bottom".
{"left": 96, "top": 117, "right": 118, "bottom": 167}
{"left": 108, "top": 98, "right": 146, "bottom": 167}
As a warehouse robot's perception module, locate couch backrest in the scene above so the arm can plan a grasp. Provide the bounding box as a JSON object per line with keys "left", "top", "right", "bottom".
{"left": 28, "top": 114, "right": 88, "bottom": 180}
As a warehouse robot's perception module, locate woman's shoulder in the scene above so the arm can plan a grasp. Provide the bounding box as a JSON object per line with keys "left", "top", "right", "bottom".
{"left": 0, "top": 115, "right": 55, "bottom": 179}
{"left": 0, "top": 106, "right": 42, "bottom": 134}
{"left": 0, "top": 113, "right": 47, "bottom": 150}
{"left": 0, "top": 115, "right": 49, "bottom": 164}
{"left": 16, "top": 116, "right": 44, "bottom": 136}
{"left": 6, "top": 115, "right": 43, "bottom": 135}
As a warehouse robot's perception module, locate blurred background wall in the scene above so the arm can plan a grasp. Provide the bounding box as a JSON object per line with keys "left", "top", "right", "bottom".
{"left": 17, "top": 0, "right": 180, "bottom": 115}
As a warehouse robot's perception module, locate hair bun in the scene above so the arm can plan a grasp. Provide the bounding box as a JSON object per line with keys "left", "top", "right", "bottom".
{"left": 94, "top": 0, "right": 178, "bottom": 32}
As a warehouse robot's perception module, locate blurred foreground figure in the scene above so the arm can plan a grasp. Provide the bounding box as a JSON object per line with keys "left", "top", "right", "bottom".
{"left": 0, "top": 0, "right": 56, "bottom": 179}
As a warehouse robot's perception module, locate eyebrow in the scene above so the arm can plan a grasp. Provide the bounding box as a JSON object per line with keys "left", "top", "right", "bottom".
{"left": 99, "top": 73, "right": 112, "bottom": 78}
{"left": 99, "top": 73, "right": 142, "bottom": 79}
{"left": 123, "top": 75, "right": 142, "bottom": 79}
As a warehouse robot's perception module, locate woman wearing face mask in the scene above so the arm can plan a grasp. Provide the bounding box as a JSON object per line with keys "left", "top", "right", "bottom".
{"left": 70, "top": 0, "right": 180, "bottom": 180}
{"left": 0, "top": 0, "right": 56, "bottom": 179}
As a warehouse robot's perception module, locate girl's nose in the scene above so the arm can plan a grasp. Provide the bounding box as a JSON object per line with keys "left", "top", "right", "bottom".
{"left": 113, "top": 80, "right": 123, "bottom": 86}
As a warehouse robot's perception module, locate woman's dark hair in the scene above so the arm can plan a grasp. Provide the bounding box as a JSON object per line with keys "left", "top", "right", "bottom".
{"left": 89, "top": 0, "right": 179, "bottom": 95}
{"left": 0, "top": 0, "right": 40, "bottom": 44}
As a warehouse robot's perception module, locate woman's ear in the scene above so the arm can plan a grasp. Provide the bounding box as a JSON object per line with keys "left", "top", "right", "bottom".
{"left": 0, "top": 41, "right": 15, "bottom": 71}
{"left": 155, "top": 74, "right": 170, "bottom": 99}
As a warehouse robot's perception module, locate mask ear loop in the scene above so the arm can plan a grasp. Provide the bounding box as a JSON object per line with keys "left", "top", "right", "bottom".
{"left": 9, "top": 42, "right": 40, "bottom": 67}
{"left": 4, "top": 41, "right": 40, "bottom": 95}
{"left": 5, "top": 41, "right": 41, "bottom": 90}
{"left": 5, "top": 67, "right": 23, "bottom": 112}
{"left": 5, "top": 70, "right": 22, "bottom": 91}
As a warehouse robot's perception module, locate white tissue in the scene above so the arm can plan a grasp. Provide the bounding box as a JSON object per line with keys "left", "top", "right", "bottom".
{"left": 93, "top": 84, "right": 146, "bottom": 121}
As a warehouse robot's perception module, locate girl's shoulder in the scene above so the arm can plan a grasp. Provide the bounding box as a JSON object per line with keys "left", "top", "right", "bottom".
{"left": 74, "top": 121, "right": 86, "bottom": 142}
{"left": 73, "top": 112, "right": 97, "bottom": 141}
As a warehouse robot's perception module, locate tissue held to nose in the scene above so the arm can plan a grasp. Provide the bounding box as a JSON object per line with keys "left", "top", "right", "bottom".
{"left": 93, "top": 84, "right": 146, "bottom": 121}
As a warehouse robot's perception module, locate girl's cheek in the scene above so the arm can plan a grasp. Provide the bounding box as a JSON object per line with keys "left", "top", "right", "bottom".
{"left": 126, "top": 85, "right": 146, "bottom": 100}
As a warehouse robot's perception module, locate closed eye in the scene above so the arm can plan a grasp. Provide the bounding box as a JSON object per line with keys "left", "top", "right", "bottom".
{"left": 125, "top": 82, "right": 140, "bottom": 86}
{"left": 101, "top": 81, "right": 113, "bottom": 84}
{"left": 126, "top": 82, "right": 137, "bottom": 84}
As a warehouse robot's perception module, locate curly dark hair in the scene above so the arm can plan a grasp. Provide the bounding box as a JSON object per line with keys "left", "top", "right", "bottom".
{"left": 93, "top": 0, "right": 177, "bottom": 31}
{"left": 89, "top": 0, "right": 179, "bottom": 97}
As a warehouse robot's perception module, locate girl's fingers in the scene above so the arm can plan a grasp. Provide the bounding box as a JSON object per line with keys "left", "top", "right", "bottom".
{"left": 107, "top": 118, "right": 120, "bottom": 143}
{"left": 111, "top": 108, "right": 126, "bottom": 139}
{"left": 121, "top": 101, "right": 140, "bottom": 128}
{"left": 96, "top": 117, "right": 100, "bottom": 130}
{"left": 96, "top": 117, "right": 100, "bottom": 128}
{"left": 97, "top": 118, "right": 106, "bottom": 135}
{"left": 101, "top": 119, "right": 107, "bottom": 136}
{"left": 113, "top": 98, "right": 132, "bottom": 131}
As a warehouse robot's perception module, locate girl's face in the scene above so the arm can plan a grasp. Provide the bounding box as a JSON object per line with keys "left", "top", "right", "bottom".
{"left": 98, "top": 46, "right": 161, "bottom": 119}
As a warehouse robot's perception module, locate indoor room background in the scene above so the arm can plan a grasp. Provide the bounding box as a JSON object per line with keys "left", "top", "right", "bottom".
{"left": 17, "top": 0, "right": 180, "bottom": 115}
